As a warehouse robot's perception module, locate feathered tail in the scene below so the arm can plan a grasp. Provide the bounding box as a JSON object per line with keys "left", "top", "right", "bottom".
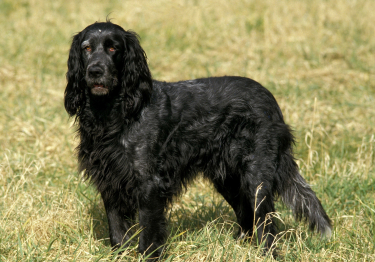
{"left": 278, "top": 151, "right": 332, "bottom": 238}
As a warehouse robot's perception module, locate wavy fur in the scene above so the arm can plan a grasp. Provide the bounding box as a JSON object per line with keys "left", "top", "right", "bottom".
{"left": 65, "top": 22, "right": 332, "bottom": 260}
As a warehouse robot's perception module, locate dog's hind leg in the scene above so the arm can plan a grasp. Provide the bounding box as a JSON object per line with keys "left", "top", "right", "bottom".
{"left": 212, "top": 171, "right": 277, "bottom": 252}
{"left": 249, "top": 182, "right": 278, "bottom": 251}
{"left": 241, "top": 173, "right": 278, "bottom": 252}
{"left": 212, "top": 175, "right": 255, "bottom": 239}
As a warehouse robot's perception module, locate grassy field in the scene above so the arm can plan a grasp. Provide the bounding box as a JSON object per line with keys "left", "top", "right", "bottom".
{"left": 0, "top": 0, "right": 374, "bottom": 261}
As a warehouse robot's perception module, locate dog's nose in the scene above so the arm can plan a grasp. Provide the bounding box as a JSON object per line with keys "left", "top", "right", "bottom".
{"left": 88, "top": 65, "right": 104, "bottom": 78}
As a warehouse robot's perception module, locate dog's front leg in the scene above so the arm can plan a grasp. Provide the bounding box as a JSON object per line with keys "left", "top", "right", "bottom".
{"left": 138, "top": 180, "right": 168, "bottom": 261}
{"left": 101, "top": 189, "right": 136, "bottom": 250}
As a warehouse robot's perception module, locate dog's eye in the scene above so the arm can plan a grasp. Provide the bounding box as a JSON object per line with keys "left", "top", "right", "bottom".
{"left": 108, "top": 47, "right": 116, "bottom": 52}
{"left": 85, "top": 46, "right": 92, "bottom": 52}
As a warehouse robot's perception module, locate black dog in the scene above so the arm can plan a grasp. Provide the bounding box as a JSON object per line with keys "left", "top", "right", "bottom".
{"left": 65, "top": 21, "right": 332, "bottom": 259}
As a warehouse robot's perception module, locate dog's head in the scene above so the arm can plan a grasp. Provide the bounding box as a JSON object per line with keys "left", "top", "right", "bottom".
{"left": 64, "top": 22, "right": 152, "bottom": 118}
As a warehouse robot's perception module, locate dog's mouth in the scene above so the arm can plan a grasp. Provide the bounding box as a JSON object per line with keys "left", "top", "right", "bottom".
{"left": 93, "top": 84, "right": 107, "bottom": 89}
{"left": 91, "top": 83, "right": 109, "bottom": 95}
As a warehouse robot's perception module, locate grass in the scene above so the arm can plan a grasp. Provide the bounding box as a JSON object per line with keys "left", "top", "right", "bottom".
{"left": 0, "top": 0, "right": 374, "bottom": 261}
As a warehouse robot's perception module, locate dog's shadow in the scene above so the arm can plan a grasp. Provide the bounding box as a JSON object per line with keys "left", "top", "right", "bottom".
{"left": 168, "top": 195, "right": 236, "bottom": 232}
{"left": 88, "top": 191, "right": 295, "bottom": 251}
{"left": 88, "top": 192, "right": 238, "bottom": 246}
{"left": 88, "top": 200, "right": 111, "bottom": 246}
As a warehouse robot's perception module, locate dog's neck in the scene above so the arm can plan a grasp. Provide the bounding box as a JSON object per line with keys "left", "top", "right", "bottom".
{"left": 88, "top": 93, "right": 119, "bottom": 120}
{"left": 77, "top": 89, "right": 125, "bottom": 140}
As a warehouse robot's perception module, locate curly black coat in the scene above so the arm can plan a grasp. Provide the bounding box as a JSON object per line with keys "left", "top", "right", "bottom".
{"left": 64, "top": 21, "right": 332, "bottom": 260}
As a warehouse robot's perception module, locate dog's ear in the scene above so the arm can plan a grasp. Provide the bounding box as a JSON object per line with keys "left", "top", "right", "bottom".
{"left": 65, "top": 32, "right": 85, "bottom": 117}
{"left": 121, "top": 31, "right": 153, "bottom": 118}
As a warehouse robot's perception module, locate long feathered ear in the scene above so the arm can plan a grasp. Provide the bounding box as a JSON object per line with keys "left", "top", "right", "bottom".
{"left": 121, "top": 31, "right": 153, "bottom": 118}
{"left": 64, "top": 32, "right": 85, "bottom": 117}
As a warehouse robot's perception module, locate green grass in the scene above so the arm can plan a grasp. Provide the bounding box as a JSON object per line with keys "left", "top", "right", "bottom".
{"left": 0, "top": 0, "right": 374, "bottom": 261}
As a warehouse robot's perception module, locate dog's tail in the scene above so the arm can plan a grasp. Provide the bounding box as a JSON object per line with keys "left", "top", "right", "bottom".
{"left": 277, "top": 150, "right": 332, "bottom": 238}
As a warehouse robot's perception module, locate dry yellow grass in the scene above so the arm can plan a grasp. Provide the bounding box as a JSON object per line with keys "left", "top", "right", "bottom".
{"left": 0, "top": 0, "right": 374, "bottom": 261}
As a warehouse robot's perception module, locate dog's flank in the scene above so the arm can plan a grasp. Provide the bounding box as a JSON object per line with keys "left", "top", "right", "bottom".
{"left": 65, "top": 21, "right": 332, "bottom": 260}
